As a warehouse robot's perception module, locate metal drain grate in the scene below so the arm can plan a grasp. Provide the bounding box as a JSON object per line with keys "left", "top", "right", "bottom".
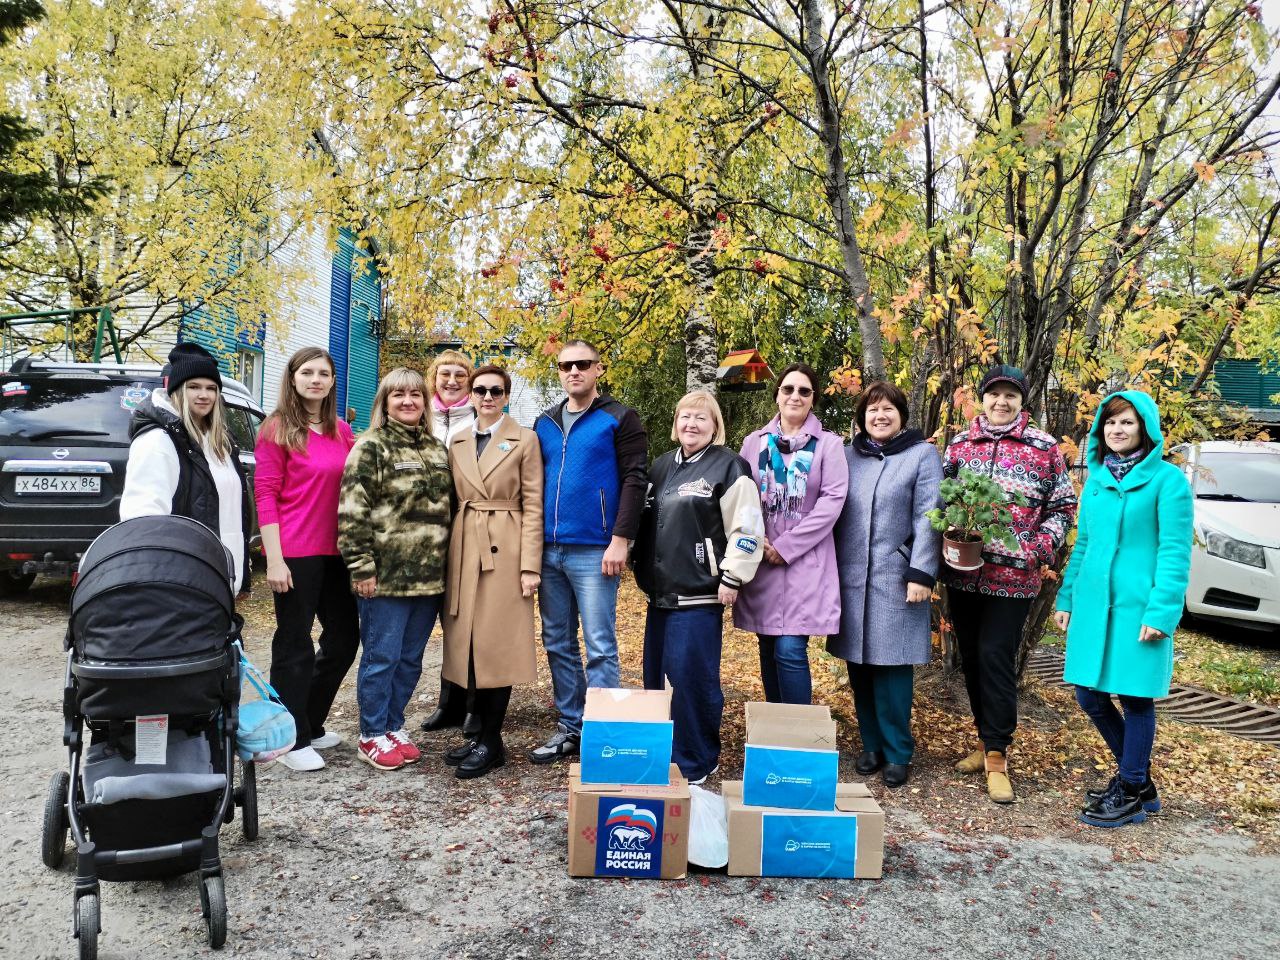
{"left": 1026, "top": 647, "right": 1280, "bottom": 746}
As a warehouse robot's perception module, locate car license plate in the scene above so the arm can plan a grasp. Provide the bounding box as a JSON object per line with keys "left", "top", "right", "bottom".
{"left": 14, "top": 475, "right": 101, "bottom": 495}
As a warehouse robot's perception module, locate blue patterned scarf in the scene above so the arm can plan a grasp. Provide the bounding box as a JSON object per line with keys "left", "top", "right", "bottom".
{"left": 758, "top": 433, "right": 817, "bottom": 520}
{"left": 1103, "top": 448, "right": 1144, "bottom": 482}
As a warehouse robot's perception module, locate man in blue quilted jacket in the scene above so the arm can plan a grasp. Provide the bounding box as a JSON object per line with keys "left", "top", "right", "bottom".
{"left": 528, "top": 340, "right": 648, "bottom": 763}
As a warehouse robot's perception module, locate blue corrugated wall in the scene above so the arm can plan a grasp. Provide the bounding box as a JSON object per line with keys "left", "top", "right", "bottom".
{"left": 328, "top": 227, "right": 380, "bottom": 430}
{"left": 347, "top": 247, "right": 380, "bottom": 430}
{"left": 328, "top": 232, "right": 353, "bottom": 415}
{"left": 178, "top": 300, "right": 265, "bottom": 388}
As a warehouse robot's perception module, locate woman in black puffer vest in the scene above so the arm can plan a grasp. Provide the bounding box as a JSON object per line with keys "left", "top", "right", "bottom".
{"left": 120, "top": 342, "right": 251, "bottom": 595}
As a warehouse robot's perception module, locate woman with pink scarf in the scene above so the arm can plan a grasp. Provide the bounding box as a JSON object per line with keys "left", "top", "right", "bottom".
{"left": 419, "top": 349, "right": 479, "bottom": 734}
{"left": 426, "top": 349, "right": 476, "bottom": 446}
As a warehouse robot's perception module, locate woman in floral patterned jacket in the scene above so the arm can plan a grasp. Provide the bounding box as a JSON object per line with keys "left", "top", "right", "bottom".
{"left": 942, "top": 365, "right": 1077, "bottom": 804}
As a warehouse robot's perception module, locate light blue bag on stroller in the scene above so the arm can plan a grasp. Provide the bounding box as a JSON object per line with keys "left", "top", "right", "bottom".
{"left": 234, "top": 643, "right": 296, "bottom": 763}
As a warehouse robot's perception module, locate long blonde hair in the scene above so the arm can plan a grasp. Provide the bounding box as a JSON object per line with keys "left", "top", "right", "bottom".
{"left": 264, "top": 347, "right": 339, "bottom": 452}
{"left": 170, "top": 385, "right": 232, "bottom": 461}
{"left": 369, "top": 367, "right": 428, "bottom": 430}
{"left": 426, "top": 349, "right": 473, "bottom": 404}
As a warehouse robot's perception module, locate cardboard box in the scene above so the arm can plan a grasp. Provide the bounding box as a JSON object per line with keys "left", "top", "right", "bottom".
{"left": 724, "top": 780, "right": 884, "bottom": 879}
{"left": 567, "top": 762, "right": 689, "bottom": 879}
{"left": 580, "top": 687, "right": 674, "bottom": 785}
{"left": 742, "top": 701, "right": 839, "bottom": 810}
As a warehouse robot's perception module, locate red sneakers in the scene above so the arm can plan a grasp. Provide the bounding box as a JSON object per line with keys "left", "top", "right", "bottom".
{"left": 358, "top": 736, "right": 405, "bottom": 771}
{"left": 386, "top": 729, "right": 421, "bottom": 763}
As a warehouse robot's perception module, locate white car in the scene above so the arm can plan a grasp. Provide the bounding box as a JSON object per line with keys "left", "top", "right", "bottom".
{"left": 1171, "top": 441, "right": 1280, "bottom": 631}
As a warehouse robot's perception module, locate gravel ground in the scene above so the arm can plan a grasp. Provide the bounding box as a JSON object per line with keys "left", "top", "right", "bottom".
{"left": 2, "top": 579, "right": 1278, "bottom": 960}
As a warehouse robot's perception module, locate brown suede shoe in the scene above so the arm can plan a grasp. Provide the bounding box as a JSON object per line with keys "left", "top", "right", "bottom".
{"left": 954, "top": 748, "right": 985, "bottom": 774}
{"left": 985, "top": 750, "right": 1015, "bottom": 803}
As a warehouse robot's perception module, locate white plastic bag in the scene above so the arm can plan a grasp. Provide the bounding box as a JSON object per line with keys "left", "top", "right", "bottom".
{"left": 687, "top": 784, "right": 729, "bottom": 869}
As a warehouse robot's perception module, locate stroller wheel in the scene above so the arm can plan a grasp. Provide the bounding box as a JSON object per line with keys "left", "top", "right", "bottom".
{"left": 240, "top": 760, "right": 259, "bottom": 842}
{"left": 41, "top": 771, "right": 70, "bottom": 869}
{"left": 75, "top": 892, "right": 99, "bottom": 960}
{"left": 202, "top": 875, "right": 227, "bottom": 949}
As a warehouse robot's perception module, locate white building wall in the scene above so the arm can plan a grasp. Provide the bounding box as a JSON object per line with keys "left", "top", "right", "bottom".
{"left": 261, "top": 218, "right": 333, "bottom": 415}
{"left": 507, "top": 370, "right": 558, "bottom": 427}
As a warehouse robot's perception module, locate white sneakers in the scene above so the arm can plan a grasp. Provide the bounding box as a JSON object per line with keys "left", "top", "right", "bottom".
{"left": 277, "top": 745, "right": 325, "bottom": 771}
{"left": 309, "top": 732, "right": 342, "bottom": 751}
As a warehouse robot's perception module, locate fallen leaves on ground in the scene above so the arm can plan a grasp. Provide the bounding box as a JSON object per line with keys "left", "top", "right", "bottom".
{"left": 238, "top": 573, "right": 1280, "bottom": 855}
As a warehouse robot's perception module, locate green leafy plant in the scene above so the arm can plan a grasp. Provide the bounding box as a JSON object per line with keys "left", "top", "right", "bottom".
{"left": 927, "top": 470, "right": 1027, "bottom": 551}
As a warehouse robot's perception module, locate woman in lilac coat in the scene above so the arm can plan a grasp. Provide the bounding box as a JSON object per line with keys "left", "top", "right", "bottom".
{"left": 734, "top": 363, "right": 848, "bottom": 703}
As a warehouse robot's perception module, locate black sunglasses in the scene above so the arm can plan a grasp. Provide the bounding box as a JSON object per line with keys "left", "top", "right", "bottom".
{"left": 780, "top": 384, "right": 813, "bottom": 398}
{"left": 472, "top": 385, "right": 506, "bottom": 398}
{"left": 557, "top": 358, "right": 596, "bottom": 373}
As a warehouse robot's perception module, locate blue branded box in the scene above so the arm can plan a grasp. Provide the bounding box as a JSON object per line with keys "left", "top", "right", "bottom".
{"left": 724, "top": 780, "right": 885, "bottom": 879}
{"left": 741, "top": 701, "right": 839, "bottom": 810}
{"left": 579, "top": 688, "right": 674, "bottom": 786}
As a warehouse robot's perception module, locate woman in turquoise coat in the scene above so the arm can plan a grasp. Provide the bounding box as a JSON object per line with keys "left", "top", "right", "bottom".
{"left": 1054, "top": 390, "right": 1192, "bottom": 828}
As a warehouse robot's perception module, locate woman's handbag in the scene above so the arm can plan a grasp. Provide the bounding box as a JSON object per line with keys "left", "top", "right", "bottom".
{"left": 234, "top": 642, "right": 296, "bottom": 763}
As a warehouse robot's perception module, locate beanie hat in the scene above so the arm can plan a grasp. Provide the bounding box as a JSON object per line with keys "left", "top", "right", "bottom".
{"left": 165, "top": 342, "right": 222, "bottom": 395}
{"left": 978, "top": 364, "right": 1028, "bottom": 400}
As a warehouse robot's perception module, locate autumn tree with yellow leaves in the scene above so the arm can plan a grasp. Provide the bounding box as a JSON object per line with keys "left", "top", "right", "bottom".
{"left": 284, "top": 0, "right": 1279, "bottom": 452}
{"left": 0, "top": 0, "right": 336, "bottom": 352}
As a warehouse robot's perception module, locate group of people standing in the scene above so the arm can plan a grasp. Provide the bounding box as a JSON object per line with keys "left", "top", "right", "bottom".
{"left": 119, "top": 338, "right": 1193, "bottom": 829}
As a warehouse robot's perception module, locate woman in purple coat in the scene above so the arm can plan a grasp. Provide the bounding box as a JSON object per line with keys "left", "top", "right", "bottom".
{"left": 734, "top": 363, "right": 848, "bottom": 703}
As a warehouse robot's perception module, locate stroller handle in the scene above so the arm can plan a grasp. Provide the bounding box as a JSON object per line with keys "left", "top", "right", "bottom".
{"left": 72, "top": 650, "right": 229, "bottom": 681}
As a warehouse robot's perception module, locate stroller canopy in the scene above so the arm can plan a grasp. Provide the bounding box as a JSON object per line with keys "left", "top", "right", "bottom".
{"left": 71, "top": 515, "right": 237, "bottom": 663}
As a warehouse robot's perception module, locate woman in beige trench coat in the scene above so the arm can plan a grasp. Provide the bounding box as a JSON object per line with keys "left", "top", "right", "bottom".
{"left": 442, "top": 364, "right": 543, "bottom": 778}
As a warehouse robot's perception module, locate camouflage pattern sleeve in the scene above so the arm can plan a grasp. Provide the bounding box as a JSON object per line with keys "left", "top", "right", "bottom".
{"left": 338, "top": 435, "right": 381, "bottom": 582}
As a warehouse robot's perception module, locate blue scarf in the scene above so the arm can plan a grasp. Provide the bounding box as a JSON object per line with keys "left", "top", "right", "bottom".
{"left": 758, "top": 433, "right": 817, "bottom": 520}
{"left": 1103, "top": 448, "right": 1144, "bottom": 482}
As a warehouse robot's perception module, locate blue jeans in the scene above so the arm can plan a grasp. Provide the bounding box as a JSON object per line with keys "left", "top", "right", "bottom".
{"left": 1074, "top": 686, "right": 1156, "bottom": 785}
{"left": 538, "top": 544, "right": 620, "bottom": 734}
{"left": 356, "top": 594, "right": 442, "bottom": 739}
{"left": 757, "top": 634, "right": 812, "bottom": 704}
{"left": 643, "top": 605, "right": 724, "bottom": 782}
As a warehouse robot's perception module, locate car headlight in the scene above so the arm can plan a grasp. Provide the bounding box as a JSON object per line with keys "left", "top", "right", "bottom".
{"left": 1201, "top": 527, "right": 1266, "bottom": 568}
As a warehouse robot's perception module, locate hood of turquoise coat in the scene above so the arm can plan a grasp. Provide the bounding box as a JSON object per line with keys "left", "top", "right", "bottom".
{"left": 1086, "top": 390, "right": 1165, "bottom": 487}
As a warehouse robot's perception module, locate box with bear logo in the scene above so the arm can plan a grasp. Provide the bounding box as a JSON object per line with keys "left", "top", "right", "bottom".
{"left": 567, "top": 762, "right": 689, "bottom": 879}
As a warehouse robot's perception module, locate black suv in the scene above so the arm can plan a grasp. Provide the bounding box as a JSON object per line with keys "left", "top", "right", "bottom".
{"left": 0, "top": 359, "right": 264, "bottom": 594}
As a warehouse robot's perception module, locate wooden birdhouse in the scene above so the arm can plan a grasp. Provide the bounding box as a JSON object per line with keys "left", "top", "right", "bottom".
{"left": 716, "top": 349, "right": 774, "bottom": 391}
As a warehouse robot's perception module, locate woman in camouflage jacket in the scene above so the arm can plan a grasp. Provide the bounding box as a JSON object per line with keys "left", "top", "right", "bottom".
{"left": 339, "top": 367, "right": 453, "bottom": 772}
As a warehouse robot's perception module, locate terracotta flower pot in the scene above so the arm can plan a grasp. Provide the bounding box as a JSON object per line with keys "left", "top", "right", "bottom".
{"left": 942, "top": 531, "right": 984, "bottom": 571}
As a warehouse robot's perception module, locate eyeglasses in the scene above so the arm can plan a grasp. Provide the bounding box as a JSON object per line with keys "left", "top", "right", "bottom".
{"left": 438, "top": 372, "right": 467, "bottom": 382}
{"left": 780, "top": 384, "right": 813, "bottom": 398}
{"left": 557, "top": 359, "right": 596, "bottom": 373}
{"left": 472, "top": 385, "right": 506, "bottom": 399}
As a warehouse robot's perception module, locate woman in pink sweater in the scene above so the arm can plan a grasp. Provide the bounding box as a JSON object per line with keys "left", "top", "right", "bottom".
{"left": 255, "top": 347, "right": 358, "bottom": 772}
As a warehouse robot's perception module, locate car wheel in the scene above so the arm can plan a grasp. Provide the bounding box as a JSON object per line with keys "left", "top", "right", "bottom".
{"left": 0, "top": 569, "right": 36, "bottom": 597}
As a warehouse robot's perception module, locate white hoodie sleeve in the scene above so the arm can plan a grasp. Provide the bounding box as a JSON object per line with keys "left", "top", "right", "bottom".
{"left": 119, "top": 429, "right": 180, "bottom": 520}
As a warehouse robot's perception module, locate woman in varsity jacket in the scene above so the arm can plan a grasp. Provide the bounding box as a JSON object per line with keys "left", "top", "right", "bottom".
{"left": 633, "top": 390, "right": 766, "bottom": 785}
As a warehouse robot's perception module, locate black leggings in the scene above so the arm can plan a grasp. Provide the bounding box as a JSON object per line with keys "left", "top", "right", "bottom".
{"left": 949, "top": 590, "right": 1033, "bottom": 754}
{"left": 268, "top": 555, "right": 360, "bottom": 749}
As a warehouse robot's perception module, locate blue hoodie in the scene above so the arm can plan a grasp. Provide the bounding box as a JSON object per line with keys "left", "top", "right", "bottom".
{"left": 1057, "top": 390, "right": 1193, "bottom": 698}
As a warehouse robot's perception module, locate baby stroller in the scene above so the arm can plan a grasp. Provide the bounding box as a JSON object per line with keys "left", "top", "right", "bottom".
{"left": 41, "top": 515, "right": 258, "bottom": 958}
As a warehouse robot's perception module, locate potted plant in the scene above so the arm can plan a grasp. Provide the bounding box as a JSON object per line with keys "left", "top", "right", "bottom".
{"left": 927, "top": 471, "right": 1027, "bottom": 571}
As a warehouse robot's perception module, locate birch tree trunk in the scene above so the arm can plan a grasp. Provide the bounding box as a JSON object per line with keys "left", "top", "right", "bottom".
{"left": 801, "top": 0, "right": 885, "bottom": 382}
